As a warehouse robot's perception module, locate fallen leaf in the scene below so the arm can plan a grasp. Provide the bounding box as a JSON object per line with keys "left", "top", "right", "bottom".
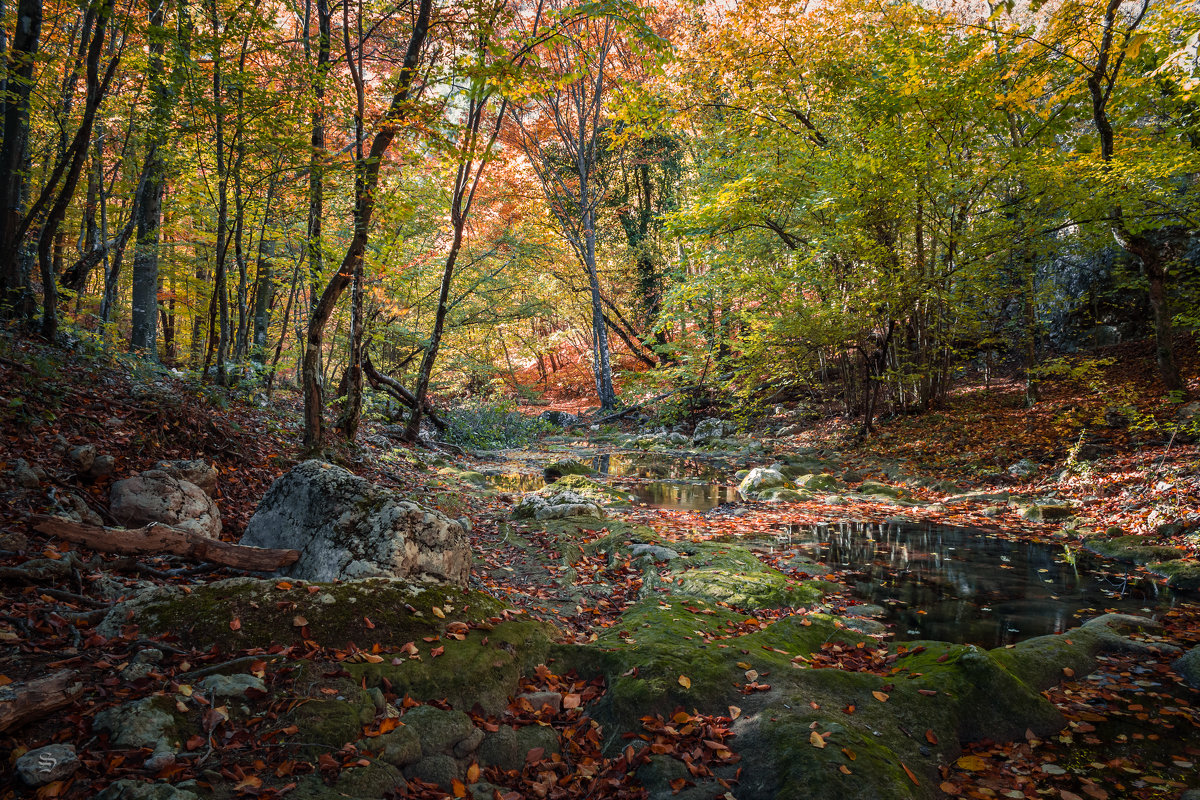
{"left": 729, "top": 705, "right": 742, "bottom": 720}
{"left": 872, "top": 691, "right": 889, "bottom": 703}
{"left": 955, "top": 755, "right": 987, "bottom": 771}
{"left": 451, "top": 778, "right": 467, "bottom": 797}
{"left": 678, "top": 675, "right": 692, "bottom": 689}
{"left": 901, "top": 762, "right": 919, "bottom": 786}
{"left": 924, "top": 729, "right": 938, "bottom": 745}
{"left": 810, "top": 731, "right": 826, "bottom": 748}
{"left": 292, "top": 615, "right": 308, "bottom": 627}
{"left": 229, "top": 617, "right": 241, "bottom": 631}
{"left": 432, "top": 606, "right": 446, "bottom": 619}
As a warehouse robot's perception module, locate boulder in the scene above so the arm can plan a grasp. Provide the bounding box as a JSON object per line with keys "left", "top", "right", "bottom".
{"left": 856, "top": 481, "right": 912, "bottom": 501}
{"left": 543, "top": 459, "right": 596, "bottom": 482}
{"left": 95, "top": 781, "right": 199, "bottom": 800}
{"left": 737, "top": 468, "right": 791, "bottom": 500}
{"left": 239, "top": 461, "right": 470, "bottom": 586}
{"left": 152, "top": 460, "right": 219, "bottom": 496}
{"left": 1007, "top": 459, "right": 1039, "bottom": 479}
{"left": 1175, "top": 646, "right": 1200, "bottom": 689}
{"left": 794, "top": 473, "right": 842, "bottom": 492}
{"left": 539, "top": 410, "right": 579, "bottom": 428}
{"left": 93, "top": 697, "right": 182, "bottom": 760}
{"left": 512, "top": 489, "right": 605, "bottom": 521}
{"left": 110, "top": 470, "right": 221, "bottom": 538}
{"left": 692, "top": 417, "right": 725, "bottom": 443}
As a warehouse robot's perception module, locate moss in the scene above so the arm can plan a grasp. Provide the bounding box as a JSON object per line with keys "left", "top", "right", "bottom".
{"left": 141, "top": 577, "right": 508, "bottom": 651}
{"left": 552, "top": 474, "right": 635, "bottom": 505}
{"left": 758, "top": 487, "right": 813, "bottom": 503}
{"left": 1021, "top": 504, "right": 1078, "bottom": 522}
{"left": 333, "top": 759, "right": 404, "bottom": 798}
{"left": 793, "top": 473, "right": 843, "bottom": 492}
{"left": 856, "top": 481, "right": 913, "bottom": 501}
{"left": 1145, "top": 559, "right": 1200, "bottom": 590}
{"left": 989, "top": 632, "right": 1098, "bottom": 690}
{"left": 286, "top": 695, "right": 375, "bottom": 751}
{"left": 665, "top": 540, "right": 826, "bottom": 610}
{"left": 1086, "top": 535, "right": 1183, "bottom": 564}
{"left": 543, "top": 459, "right": 597, "bottom": 481}
{"left": 343, "top": 618, "right": 555, "bottom": 714}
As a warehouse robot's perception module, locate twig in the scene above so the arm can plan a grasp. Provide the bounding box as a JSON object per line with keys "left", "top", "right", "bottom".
{"left": 177, "top": 653, "right": 288, "bottom": 681}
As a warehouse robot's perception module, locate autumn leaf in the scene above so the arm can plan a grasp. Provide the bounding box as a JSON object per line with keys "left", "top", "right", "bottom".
{"left": 871, "top": 690, "right": 889, "bottom": 703}
{"left": 466, "top": 762, "right": 480, "bottom": 783}
{"left": 450, "top": 778, "right": 468, "bottom": 797}
{"left": 924, "top": 729, "right": 938, "bottom": 745}
{"left": 292, "top": 615, "right": 308, "bottom": 627}
{"left": 901, "top": 762, "right": 919, "bottom": 786}
{"left": 955, "top": 755, "right": 987, "bottom": 771}
{"left": 432, "top": 606, "right": 446, "bottom": 618}
{"left": 809, "top": 731, "right": 826, "bottom": 748}
{"left": 233, "top": 776, "right": 262, "bottom": 792}
{"left": 229, "top": 617, "right": 242, "bottom": 631}
{"left": 562, "top": 693, "right": 581, "bottom": 709}
{"left": 729, "top": 705, "right": 742, "bottom": 720}
{"left": 678, "top": 675, "right": 692, "bottom": 689}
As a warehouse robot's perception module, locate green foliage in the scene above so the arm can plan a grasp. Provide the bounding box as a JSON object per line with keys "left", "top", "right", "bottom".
{"left": 440, "top": 399, "right": 553, "bottom": 450}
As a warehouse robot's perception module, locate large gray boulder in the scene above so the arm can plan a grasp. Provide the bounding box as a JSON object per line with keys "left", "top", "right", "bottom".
{"left": 110, "top": 470, "right": 221, "bottom": 538}
{"left": 737, "top": 467, "right": 790, "bottom": 500}
{"left": 692, "top": 417, "right": 725, "bottom": 443}
{"left": 239, "top": 461, "right": 471, "bottom": 585}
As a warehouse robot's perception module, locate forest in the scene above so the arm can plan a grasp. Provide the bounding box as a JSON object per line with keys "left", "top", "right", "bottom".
{"left": 0, "top": 0, "right": 1199, "bottom": 799}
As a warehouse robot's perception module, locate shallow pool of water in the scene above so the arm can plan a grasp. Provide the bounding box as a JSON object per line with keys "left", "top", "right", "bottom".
{"left": 490, "top": 452, "right": 738, "bottom": 512}
{"left": 740, "top": 521, "right": 1178, "bottom": 648}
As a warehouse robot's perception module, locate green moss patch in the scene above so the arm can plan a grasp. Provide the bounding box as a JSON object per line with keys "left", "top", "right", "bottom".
{"left": 129, "top": 577, "right": 508, "bottom": 651}
{"left": 1085, "top": 535, "right": 1184, "bottom": 564}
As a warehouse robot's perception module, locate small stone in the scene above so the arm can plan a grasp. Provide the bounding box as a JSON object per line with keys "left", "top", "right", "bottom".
{"left": 519, "top": 691, "right": 563, "bottom": 713}
{"left": 11, "top": 459, "right": 41, "bottom": 488}
{"left": 197, "top": 673, "right": 266, "bottom": 699}
{"left": 16, "top": 744, "right": 79, "bottom": 787}
{"left": 68, "top": 445, "right": 97, "bottom": 475}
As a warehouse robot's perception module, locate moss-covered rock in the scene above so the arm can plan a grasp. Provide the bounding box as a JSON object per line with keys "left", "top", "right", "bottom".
{"left": 543, "top": 459, "right": 596, "bottom": 481}
{"left": 286, "top": 695, "right": 376, "bottom": 751}
{"left": 758, "top": 487, "right": 812, "bottom": 503}
{"left": 856, "top": 481, "right": 913, "bottom": 501}
{"left": 1085, "top": 535, "right": 1184, "bottom": 564}
{"left": 1020, "top": 504, "right": 1078, "bottom": 522}
{"left": 100, "top": 577, "right": 508, "bottom": 651}
{"left": 1145, "top": 559, "right": 1200, "bottom": 590}
{"left": 793, "top": 473, "right": 843, "bottom": 492}
{"left": 332, "top": 759, "right": 405, "bottom": 798}
{"left": 737, "top": 467, "right": 793, "bottom": 500}
{"left": 342, "top": 618, "right": 555, "bottom": 714}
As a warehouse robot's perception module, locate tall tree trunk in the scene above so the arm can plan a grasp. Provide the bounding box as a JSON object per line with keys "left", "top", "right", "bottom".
{"left": 0, "top": 0, "right": 41, "bottom": 316}
{"left": 251, "top": 182, "right": 275, "bottom": 361}
{"left": 302, "top": 0, "right": 431, "bottom": 452}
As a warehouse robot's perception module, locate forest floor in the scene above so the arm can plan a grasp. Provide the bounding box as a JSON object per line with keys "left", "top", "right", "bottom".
{"left": 0, "top": 333, "right": 1197, "bottom": 800}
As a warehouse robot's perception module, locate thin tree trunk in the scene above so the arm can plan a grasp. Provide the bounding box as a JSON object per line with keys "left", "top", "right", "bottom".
{"left": 302, "top": 0, "right": 431, "bottom": 452}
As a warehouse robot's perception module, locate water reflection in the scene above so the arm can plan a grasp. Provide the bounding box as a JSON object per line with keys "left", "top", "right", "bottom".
{"left": 741, "top": 521, "right": 1174, "bottom": 648}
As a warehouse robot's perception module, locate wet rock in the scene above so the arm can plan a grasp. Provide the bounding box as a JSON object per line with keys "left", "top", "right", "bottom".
{"left": 758, "top": 487, "right": 810, "bottom": 503}
{"left": 737, "top": 467, "right": 791, "bottom": 500}
{"left": 543, "top": 459, "right": 596, "bottom": 482}
{"left": 198, "top": 673, "right": 266, "bottom": 699}
{"left": 16, "top": 744, "right": 79, "bottom": 787}
{"left": 239, "top": 461, "right": 470, "bottom": 585}
{"left": 120, "top": 648, "right": 165, "bottom": 680}
{"left": 110, "top": 470, "right": 221, "bottom": 538}
{"left": 843, "top": 604, "right": 884, "bottom": 618}
{"left": 1084, "top": 535, "right": 1183, "bottom": 564}
{"left": 95, "top": 780, "right": 199, "bottom": 800}
{"left": 692, "top": 417, "right": 725, "bottom": 443}
{"left": 151, "top": 460, "right": 219, "bottom": 496}
{"left": 1173, "top": 645, "right": 1200, "bottom": 689}
{"left": 840, "top": 617, "right": 887, "bottom": 635}
{"left": 1145, "top": 559, "right": 1200, "bottom": 590}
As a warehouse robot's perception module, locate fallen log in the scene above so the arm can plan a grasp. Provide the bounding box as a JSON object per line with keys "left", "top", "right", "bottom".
{"left": 31, "top": 515, "right": 299, "bottom": 571}
{"left": 362, "top": 351, "right": 447, "bottom": 431}
{"left": 0, "top": 670, "right": 84, "bottom": 733}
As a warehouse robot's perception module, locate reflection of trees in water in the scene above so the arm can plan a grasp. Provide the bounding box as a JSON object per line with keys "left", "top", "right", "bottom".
{"left": 771, "top": 521, "right": 1170, "bottom": 647}
{"left": 594, "top": 454, "right": 728, "bottom": 482}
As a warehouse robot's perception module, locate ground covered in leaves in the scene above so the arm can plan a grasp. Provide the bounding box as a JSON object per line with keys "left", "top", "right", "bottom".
{"left": 1, "top": 334, "right": 1198, "bottom": 800}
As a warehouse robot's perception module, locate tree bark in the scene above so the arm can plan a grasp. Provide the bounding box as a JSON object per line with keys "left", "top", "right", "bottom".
{"left": 0, "top": 671, "right": 83, "bottom": 734}
{"left": 32, "top": 515, "right": 300, "bottom": 570}
{"left": 302, "top": 0, "right": 431, "bottom": 452}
